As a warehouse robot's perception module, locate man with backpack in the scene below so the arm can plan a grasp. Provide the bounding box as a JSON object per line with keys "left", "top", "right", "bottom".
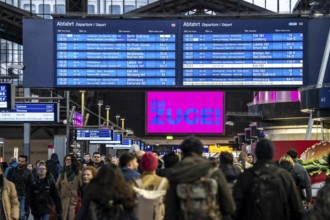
{"left": 233, "top": 139, "right": 304, "bottom": 220}
{"left": 165, "top": 136, "right": 236, "bottom": 220}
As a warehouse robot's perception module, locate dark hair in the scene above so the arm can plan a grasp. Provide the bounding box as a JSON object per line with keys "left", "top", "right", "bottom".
{"left": 83, "top": 164, "right": 136, "bottom": 210}
{"left": 255, "top": 139, "right": 275, "bottom": 160}
{"left": 0, "top": 162, "right": 8, "bottom": 172}
{"left": 247, "top": 153, "right": 255, "bottom": 162}
{"left": 287, "top": 149, "right": 298, "bottom": 159}
{"left": 18, "top": 155, "right": 28, "bottom": 162}
{"left": 62, "top": 154, "right": 80, "bottom": 175}
{"left": 220, "top": 152, "right": 234, "bottom": 165}
{"left": 92, "top": 152, "right": 101, "bottom": 156}
{"left": 119, "top": 152, "right": 136, "bottom": 168}
{"left": 163, "top": 152, "right": 179, "bottom": 168}
{"left": 180, "top": 136, "right": 204, "bottom": 157}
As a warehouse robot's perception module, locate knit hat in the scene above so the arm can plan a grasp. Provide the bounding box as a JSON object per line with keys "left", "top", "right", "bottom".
{"left": 255, "top": 139, "right": 274, "bottom": 161}
{"left": 287, "top": 149, "right": 298, "bottom": 159}
{"left": 141, "top": 152, "right": 158, "bottom": 172}
{"left": 129, "top": 144, "right": 145, "bottom": 158}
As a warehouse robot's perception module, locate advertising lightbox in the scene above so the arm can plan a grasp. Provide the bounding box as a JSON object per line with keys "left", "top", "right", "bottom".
{"left": 146, "top": 91, "right": 224, "bottom": 134}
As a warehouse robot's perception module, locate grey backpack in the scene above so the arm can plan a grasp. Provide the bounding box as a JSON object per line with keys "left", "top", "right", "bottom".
{"left": 176, "top": 168, "right": 221, "bottom": 220}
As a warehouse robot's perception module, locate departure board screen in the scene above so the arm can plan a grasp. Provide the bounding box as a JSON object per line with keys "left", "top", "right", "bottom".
{"left": 181, "top": 19, "right": 306, "bottom": 86}
{"left": 55, "top": 19, "right": 178, "bottom": 87}
{"left": 52, "top": 18, "right": 306, "bottom": 88}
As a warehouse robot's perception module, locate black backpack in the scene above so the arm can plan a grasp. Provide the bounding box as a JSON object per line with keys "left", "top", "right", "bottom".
{"left": 246, "top": 165, "right": 289, "bottom": 220}
{"left": 88, "top": 200, "right": 124, "bottom": 220}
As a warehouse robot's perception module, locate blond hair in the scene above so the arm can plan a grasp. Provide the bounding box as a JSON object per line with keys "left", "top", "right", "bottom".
{"left": 279, "top": 154, "right": 294, "bottom": 166}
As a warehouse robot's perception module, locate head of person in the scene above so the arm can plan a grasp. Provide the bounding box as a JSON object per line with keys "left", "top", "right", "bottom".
{"left": 163, "top": 152, "right": 180, "bottom": 168}
{"left": 37, "top": 164, "right": 47, "bottom": 178}
{"left": 18, "top": 155, "right": 28, "bottom": 168}
{"left": 180, "top": 136, "right": 204, "bottom": 157}
{"left": 83, "top": 154, "right": 91, "bottom": 163}
{"left": 84, "top": 164, "right": 136, "bottom": 211}
{"left": 279, "top": 154, "right": 294, "bottom": 168}
{"left": 1, "top": 162, "right": 8, "bottom": 172}
{"left": 111, "top": 157, "right": 119, "bottom": 166}
{"left": 9, "top": 157, "right": 17, "bottom": 165}
{"left": 92, "top": 152, "right": 101, "bottom": 164}
{"left": 119, "top": 152, "right": 139, "bottom": 170}
{"left": 219, "top": 152, "right": 234, "bottom": 166}
{"left": 141, "top": 152, "right": 158, "bottom": 173}
{"left": 247, "top": 153, "right": 255, "bottom": 164}
{"left": 238, "top": 151, "right": 248, "bottom": 162}
{"left": 255, "top": 138, "right": 275, "bottom": 161}
{"left": 287, "top": 149, "right": 298, "bottom": 160}
{"left": 129, "top": 144, "right": 145, "bottom": 159}
{"left": 50, "top": 153, "right": 59, "bottom": 161}
{"left": 63, "top": 154, "right": 79, "bottom": 169}
{"left": 82, "top": 166, "right": 98, "bottom": 185}
{"left": 27, "top": 163, "right": 33, "bottom": 171}
{"left": 37, "top": 160, "right": 46, "bottom": 167}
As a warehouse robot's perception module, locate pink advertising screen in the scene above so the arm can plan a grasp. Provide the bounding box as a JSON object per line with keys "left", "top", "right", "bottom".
{"left": 146, "top": 91, "right": 224, "bottom": 134}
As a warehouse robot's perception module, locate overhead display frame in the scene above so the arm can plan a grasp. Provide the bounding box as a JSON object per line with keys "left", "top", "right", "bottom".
{"left": 181, "top": 18, "right": 306, "bottom": 87}
{"left": 53, "top": 18, "right": 307, "bottom": 88}
{"left": 55, "top": 19, "right": 178, "bottom": 87}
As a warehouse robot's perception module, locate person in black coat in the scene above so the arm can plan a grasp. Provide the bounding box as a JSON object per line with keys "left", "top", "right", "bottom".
{"left": 233, "top": 139, "right": 304, "bottom": 220}
{"left": 30, "top": 164, "right": 62, "bottom": 220}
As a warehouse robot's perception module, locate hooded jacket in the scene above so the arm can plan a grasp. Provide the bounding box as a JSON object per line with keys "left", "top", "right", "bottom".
{"left": 164, "top": 155, "right": 236, "bottom": 220}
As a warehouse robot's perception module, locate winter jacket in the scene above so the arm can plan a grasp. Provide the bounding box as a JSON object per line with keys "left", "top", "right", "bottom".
{"left": 233, "top": 160, "right": 304, "bottom": 220}
{"left": 6, "top": 166, "right": 32, "bottom": 197}
{"left": 121, "top": 167, "right": 140, "bottom": 183}
{"left": 1, "top": 177, "right": 20, "bottom": 220}
{"left": 293, "top": 159, "right": 312, "bottom": 201}
{"left": 4, "top": 162, "right": 18, "bottom": 178}
{"left": 164, "top": 155, "right": 236, "bottom": 220}
{"left": 56, "top": 171, "right": 81, "bottom": 220}
{"left": 30, "top": 173, "right": 62, "bottom": 216}
{"left": 129, "top": 171, "right": 168, "bottom": 190}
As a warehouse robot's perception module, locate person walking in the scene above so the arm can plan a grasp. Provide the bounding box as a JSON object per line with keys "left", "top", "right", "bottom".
{"left": 77, "top": 164, "right": 137, "bottom": 220}
{"left": 233, "top": 139, "right": 304, "bottom": 220}
{"left": 6, "top": 155, "right": 32, "bottom": 220}
{"left": 0, "top": 163, "right": 20, "bottom": 220}
{"left": 30, "top": 164, "right": 62, "bottom": 220}
{"left": 164, "top": 136, "right": 235, "bottom": 220}
{"left": 56, "top": 155, "right": 81, "bottom": 220}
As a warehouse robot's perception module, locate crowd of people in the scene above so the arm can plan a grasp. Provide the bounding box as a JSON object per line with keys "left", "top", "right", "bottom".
{"left": 0, "top": 136, "right": 329, "bottom": 220}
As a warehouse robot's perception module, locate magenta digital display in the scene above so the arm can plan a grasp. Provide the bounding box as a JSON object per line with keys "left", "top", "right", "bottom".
{"left": 146, "top": 91, "right": 224, "bottom": 134}
{"left": 73, "top": 112, "right": 83, "bottom": 127}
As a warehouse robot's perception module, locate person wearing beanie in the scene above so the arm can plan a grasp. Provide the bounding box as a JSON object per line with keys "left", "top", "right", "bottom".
{"left": 165, "top": 136, "right": 236, "bottom": 220}
{"left": 129, "top": 152, "right": 168, "bottom": 191}
{"left": 232, "top": 139, "right": 304, "bottom": 220}
{"left": 287, "top": 149, "right": 312, "bottom": 203}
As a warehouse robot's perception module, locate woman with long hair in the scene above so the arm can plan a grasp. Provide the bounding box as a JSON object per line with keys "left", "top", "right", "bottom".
{"left": 56, "top": 154, "right": 82, "bottom": 220}
{"left": 74, "top": 166, "right": 98, "bottom": 219}
{"left": 77, "top": 164, "right": 137, "bottom": 220}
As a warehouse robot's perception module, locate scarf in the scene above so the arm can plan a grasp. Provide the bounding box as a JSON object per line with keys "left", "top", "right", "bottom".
{"left": 61, "top": 166, "right": 75, "bottom": 182}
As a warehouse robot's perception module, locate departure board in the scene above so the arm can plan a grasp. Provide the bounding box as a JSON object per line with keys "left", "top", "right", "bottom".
{"left": 75, "top": 129, "right": 113, "bottom": 141}
{"left": 181, "top": 19, "right": 306, "bottom": 86}
{"left": 55, "top": 19, "right": 178, "bottom": 87}
{"left": 52, "top": 18, "right": 307, "bottom": 88}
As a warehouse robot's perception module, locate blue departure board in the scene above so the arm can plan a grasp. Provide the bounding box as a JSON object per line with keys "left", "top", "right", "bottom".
{"left": 52, "top": 18, "right": 307, "bottom": 88}
{"left": 0, "top": 103, "right": 58, "bottom": 123}
{"left": 89, "top": 132, "right": 122, "bottom": 144}
{"left": 55, "top": 19, "right": 178, "bottom": 87}
{"left": 181, "top": 19, "right": 306, "bottom": 86}
{"left": 75, "top": 129, "right": 113, "bottom": 141}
